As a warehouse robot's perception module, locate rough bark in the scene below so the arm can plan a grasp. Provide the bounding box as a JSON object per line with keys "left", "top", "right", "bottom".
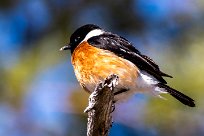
{"left": 84, "top": 74, "right": 119, "bottom": 136}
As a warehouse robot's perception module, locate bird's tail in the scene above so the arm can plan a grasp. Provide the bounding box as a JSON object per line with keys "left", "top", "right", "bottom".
{"left": 156, "top": 83, "right": 195, "bottom": 107}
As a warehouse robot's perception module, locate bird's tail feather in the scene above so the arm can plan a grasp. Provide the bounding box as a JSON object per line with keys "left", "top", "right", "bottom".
{"left": 157, "top": 83, "right": 195, "bottom": 107}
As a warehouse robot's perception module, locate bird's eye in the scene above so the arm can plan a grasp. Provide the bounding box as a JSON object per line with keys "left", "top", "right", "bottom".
{"left": 74, "top": 36, "right": 80, "bottom": 42}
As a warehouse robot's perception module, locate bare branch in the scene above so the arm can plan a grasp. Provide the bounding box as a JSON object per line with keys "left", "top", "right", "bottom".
{"left": 84, "top": 74, "right": 119, "bottom": 136}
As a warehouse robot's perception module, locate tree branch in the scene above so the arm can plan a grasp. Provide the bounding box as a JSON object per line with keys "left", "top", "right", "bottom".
{"left": 84, "top": 74, "right": 119, "bottom": 136}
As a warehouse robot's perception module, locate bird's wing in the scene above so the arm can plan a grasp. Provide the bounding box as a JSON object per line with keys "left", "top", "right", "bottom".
{"left": 88, "top": 33, "right": 172, "bottom": 84}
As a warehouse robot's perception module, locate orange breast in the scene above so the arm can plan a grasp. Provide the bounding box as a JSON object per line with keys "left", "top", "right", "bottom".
{"left": 71, "top": 41, "right": 139, "bottom": 93}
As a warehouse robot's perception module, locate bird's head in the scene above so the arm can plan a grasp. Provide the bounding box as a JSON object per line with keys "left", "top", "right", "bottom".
{"left": 60, "top": 24, "right": 104, "bottom": 53}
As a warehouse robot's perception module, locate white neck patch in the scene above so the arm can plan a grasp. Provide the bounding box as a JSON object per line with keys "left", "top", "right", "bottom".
{"left": 81, "top": 29, "right": 104, "bottom": 44}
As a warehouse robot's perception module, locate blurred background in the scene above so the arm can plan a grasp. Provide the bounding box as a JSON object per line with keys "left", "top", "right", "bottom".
{"left": 0, "top": 0, "right": 203, "bottom": 136}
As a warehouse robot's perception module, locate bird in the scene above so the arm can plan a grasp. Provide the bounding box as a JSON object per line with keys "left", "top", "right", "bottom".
{"left": 60, "top": 24, "right": 195, "bottom": 107}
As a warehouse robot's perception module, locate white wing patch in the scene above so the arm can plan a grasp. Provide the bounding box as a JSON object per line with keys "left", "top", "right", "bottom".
{"left": 137, "top": 70, "right": 158, "bottom": 87}
{"left": 81, "top": 29, "right": 104, "bottom": 44}
{"left": 137, "top": 70, "right": 167, "bottom": 98}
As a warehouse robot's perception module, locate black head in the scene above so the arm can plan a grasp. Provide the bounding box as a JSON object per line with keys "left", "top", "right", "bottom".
{"left": 60, "top": 24, "right": 102, "bottom": 53}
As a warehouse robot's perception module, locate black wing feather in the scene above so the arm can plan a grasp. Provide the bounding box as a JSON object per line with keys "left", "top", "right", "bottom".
{"left": 141, "top": 55, "right": 172, "bottom": 78}
{"left": 157, "top": 83, "right": 195, "bottom": 107}
{"left": 88, "top": 33, "right": 172, "bottom": 84}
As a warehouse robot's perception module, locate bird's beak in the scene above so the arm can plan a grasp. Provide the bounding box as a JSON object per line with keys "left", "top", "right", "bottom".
{"left": 59, "top": 44, "right": 71, "bottom": 51}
